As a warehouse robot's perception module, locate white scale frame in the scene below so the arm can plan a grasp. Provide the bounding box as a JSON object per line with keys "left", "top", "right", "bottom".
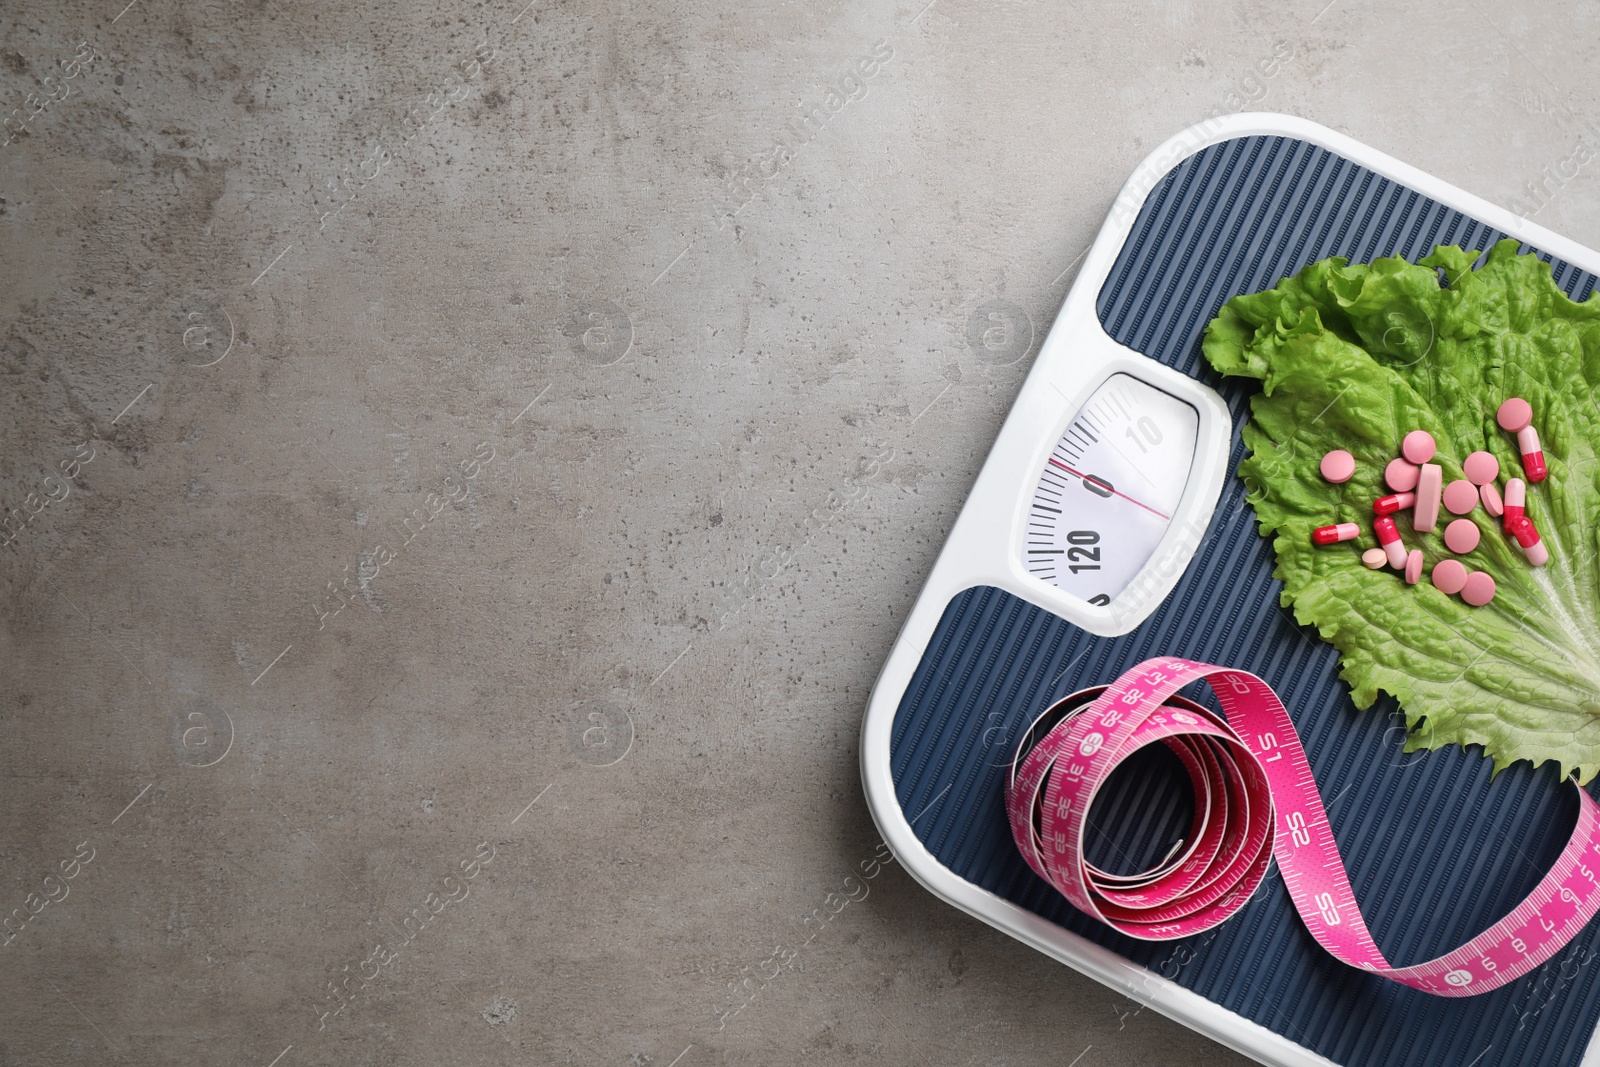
{"left": 859, "top": 112, "right": 1600, "bottom": 1067}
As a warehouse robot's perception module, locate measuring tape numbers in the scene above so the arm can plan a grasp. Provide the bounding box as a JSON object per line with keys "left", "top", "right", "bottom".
{"left": 1005, "top": 657, "right": 1600, "bottom": 997}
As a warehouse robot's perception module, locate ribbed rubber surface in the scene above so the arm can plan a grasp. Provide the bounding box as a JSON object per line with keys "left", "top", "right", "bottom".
{"left": 889, "top": 135, "right": 1600, "bottom": 1067}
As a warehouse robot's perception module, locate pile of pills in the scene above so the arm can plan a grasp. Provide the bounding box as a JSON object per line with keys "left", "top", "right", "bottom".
{"left": 1310, "top": 396, "right": 1551, "bottom": 608}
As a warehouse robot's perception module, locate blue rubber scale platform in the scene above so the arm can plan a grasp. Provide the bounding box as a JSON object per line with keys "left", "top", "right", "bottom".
{"left": 860, "top": 115, "right": 1600, "bottom": 1067}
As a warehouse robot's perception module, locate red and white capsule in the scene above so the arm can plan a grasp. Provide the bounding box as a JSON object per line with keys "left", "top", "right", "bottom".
{"left": 1372, "top": 492, "right": 1416, "bottom": 516}
{"left": 1312, "top": 522, "right": 1360, "bottom": 546}
{"left": 1517, "top": 425, "right": 1548, "bottom": 482}
{"left": 1508, "top": 515, "right": 1550, "bottom": 566}
{"left": 1373, "top": 516, "right": 1407, "bottom": 568}
{"left": 1502, "top": 478, "right": 1526, "bottom": 531}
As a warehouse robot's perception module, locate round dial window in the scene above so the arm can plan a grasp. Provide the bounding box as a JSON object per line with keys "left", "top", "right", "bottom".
{"left": 1021, "top": 373, "right": 1199, "bottom": 605}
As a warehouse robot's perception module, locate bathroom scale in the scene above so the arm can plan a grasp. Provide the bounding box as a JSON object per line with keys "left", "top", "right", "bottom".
{"left": 859, "top": 113, "right": 1600, "bottom": 1067}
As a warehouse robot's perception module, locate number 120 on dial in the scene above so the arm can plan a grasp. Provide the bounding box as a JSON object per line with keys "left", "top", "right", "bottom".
{"left": 1022, "top": 373, "right": 1199, "bottom": 606}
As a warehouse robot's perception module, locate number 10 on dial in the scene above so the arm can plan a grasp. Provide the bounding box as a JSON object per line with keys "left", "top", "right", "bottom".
{"left": 1022, "top": 373, "right": 1199, "bottom": 606}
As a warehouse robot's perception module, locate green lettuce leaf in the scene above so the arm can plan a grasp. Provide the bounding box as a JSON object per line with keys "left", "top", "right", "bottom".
{"left": 1203, "top": 239, "right": 1600, "bottom": 782}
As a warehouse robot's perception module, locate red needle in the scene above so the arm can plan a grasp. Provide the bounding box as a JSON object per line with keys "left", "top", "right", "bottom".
{"left": 1047, "top": 458, "right": 1171, "bottom": 521}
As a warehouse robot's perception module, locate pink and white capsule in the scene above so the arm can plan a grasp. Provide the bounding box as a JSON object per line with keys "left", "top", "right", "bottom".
{"left": 1518, "top": 425, "right": 1548, "bottom": 483}
{"left": 1312, "top": 523, "right": 1361, "bottom": 546}
{"left": 1374, "top": 516, "right": 1407, "bottom": 568}
{"left": 1503, "top": 478, "right": 1527, "bottom": 531}
{"left": 1373, "top": 492, "right": 1416, "bottom": 516}
{"left": 1509, "top": 516, "right": 1550, "bottom": 566}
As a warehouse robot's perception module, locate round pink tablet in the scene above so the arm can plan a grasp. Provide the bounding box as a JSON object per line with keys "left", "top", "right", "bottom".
{"left": 1462, "top": 451, "right": 1499, "bottom": 485}
{"left": 1461, "top": 570, "right": 1496, "bottom": 607}
{"left": 1320, "top": 449, "right": 1356, "bottom": 483}
{"left": 1497, "top": 397, "right": 1533, "bottom": 432}
{"left": 1385, "top": 458, "right": 1421, "bottom": 492}
{"left": 1401, "top": 430, "right": 1436, "bottom": 464}
{"left": 1443, "top": 518, "right": 1480, "bottom": 553}
{"left": 1362, "top": 547, "right": 1387, "bottom": 569}
{"left": 1480, "top": 481, "right": 1504, "bottom": 516}
{"left": 1413, "top": 463, "right": 1443, "bottom": 532}
{"left": 1431, "top": 559, "right": 1469, "bottom": 595}
{"left": 1442, "top": 479, "right": 1478, "bottom": 515}
{"left": 1404, "top": 548, "right": 1423, "bottom": 584}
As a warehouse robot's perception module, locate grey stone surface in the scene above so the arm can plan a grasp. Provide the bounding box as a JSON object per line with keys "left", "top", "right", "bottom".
{"left": 1, "top": 0, "right": 1596, "bottom": 1064}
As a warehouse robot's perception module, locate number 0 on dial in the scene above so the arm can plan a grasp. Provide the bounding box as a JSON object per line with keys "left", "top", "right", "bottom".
{"left": 1022, "top": 373, "right": 1199, "bottom": 605}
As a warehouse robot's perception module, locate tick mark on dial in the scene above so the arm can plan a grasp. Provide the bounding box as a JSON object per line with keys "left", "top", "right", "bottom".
{"left": 1046, "top": 458, "right": 1171, "bottom": 521}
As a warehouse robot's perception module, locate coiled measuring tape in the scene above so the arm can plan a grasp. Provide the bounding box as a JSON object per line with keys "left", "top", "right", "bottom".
{"left": 1006, "top": 657, "right": 1600, "bottom": 996}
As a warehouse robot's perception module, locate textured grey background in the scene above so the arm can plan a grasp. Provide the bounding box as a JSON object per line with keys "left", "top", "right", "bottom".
{"left": 1, "top": 1, "right": 1596, "bottom": 1064}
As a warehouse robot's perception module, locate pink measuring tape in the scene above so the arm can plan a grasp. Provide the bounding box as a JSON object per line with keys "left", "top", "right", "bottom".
{"left": 1006, "top": 656, "right": 1600, "bottom": 996}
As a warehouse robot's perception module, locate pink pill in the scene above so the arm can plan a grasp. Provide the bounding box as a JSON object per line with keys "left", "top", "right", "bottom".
{"left": 1373, "top": 492, "right": 1416, "bottom": 516}
{"left": 1386, "top": 458, "right": 1421, "bottom": 492}
{"left": 1517, "top": 425, "right": 1548, "bottom": 483}
{"left": 1413, "top": 463, "right": 1443, "bottom": 533}
{"left": 1404, "top": 548, "right": 1423, "bottom": 584}
{"left": 1373, "top": 516, "right": 1407, "bottom": 568}
{"left": 1480, "top": 482, "right": 1504, "bottom": 517}
{"left": 1509, "top": 516, "right": 1550, "bottom": 567}
{"left": 1442, "top": 479, "right": 1478, "bottom": 515}
{"left": 1320, "top": 449, "right": 1356, "bottom": 483}
{"left": 1503, "top": 477, "right": 1526, "bottom": 531}
{"left": 1431, "top": 559, "right": 1469, "bottom": 595}
{"left": 1402, "top": 430, "right": 1436, "bottom": 464}
{"left": 1312, "top": 523, "right": 1360, "bottom": 545}
{"left": 1497, "top": 397, "right": 1533, "bottom": 433}
{"left": 1461, "top": 570, "right": 1496, "bottom": 607}
{"left": 1462, "top": 451, "right": 1499, "bottom": 485}
{"left": 1362, "top": 547, "right": 1387, "bottom": 569}
{"left": 1443, "top": 518, "right": 1480, "bottom": 554}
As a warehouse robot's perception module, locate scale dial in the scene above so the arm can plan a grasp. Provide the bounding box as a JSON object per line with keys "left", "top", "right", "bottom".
{"left": 1022, "top": 373, "right": 1199, "bottom": 604}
